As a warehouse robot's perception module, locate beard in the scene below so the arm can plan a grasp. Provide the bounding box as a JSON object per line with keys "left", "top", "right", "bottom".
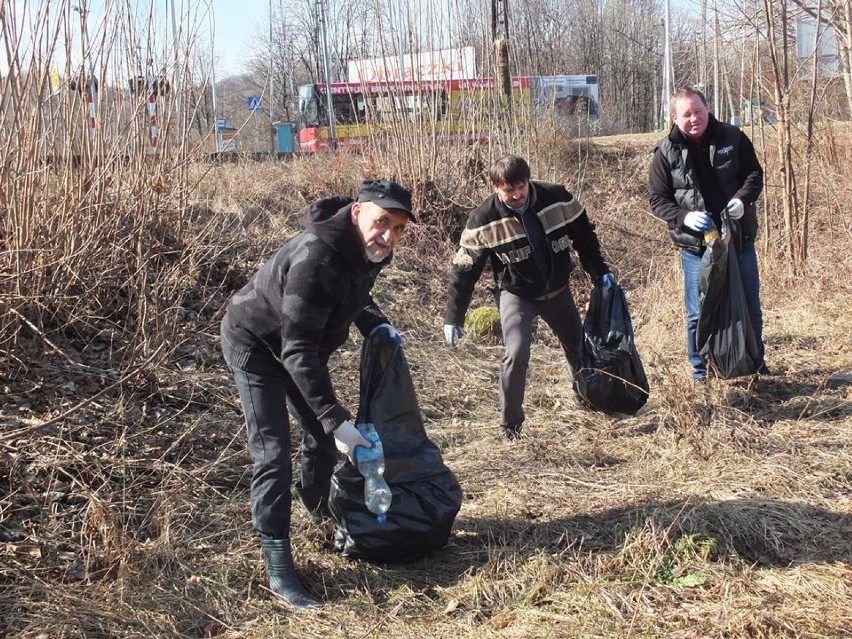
{"left": 503, "top": 194, "right": 528, "bottom": 211}
{"left": 364, "top": 241, "right": 390, "bottom": 263}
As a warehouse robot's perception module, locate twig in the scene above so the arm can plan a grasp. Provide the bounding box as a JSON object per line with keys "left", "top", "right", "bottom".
{"left": 0, "top": 344, "right": 164, "bottom": 443}
{"left": 0, "top": 299, "right": 107, "bottom": 374}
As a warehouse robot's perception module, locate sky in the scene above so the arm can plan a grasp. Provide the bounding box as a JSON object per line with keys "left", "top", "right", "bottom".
{"left": 211, "top": 0, "right": 266, "bottom": 77}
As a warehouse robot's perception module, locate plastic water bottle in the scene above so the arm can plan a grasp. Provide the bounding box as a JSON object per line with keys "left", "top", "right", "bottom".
{"left": 354, "top": 423, "right": 392, "bottom": 522}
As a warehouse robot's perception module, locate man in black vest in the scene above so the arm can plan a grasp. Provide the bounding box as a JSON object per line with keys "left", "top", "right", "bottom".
{"left": 649, "top": 88, "right": 768, "bottom": 380}
{"left": 443, "top": 155, "right": 614, "bottom": 440}
{"left": 220, "top": 180, "right": 414, "bottom": 608}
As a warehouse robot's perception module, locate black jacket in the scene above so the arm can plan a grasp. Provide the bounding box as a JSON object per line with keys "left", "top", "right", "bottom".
{"left": 649, "top": 115, "right": 763, "bottom": 252}
{"left": 444, "top": 180, "right": 608, "bottom": 326}
{"left": 220, "top": 196, "right": 389, "bottom": 434}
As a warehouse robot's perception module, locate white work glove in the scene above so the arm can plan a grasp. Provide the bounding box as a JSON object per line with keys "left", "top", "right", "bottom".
{"left": 600, "top": 273, "right": 616, "bottom": 288}
{"left": 333, "top": 420, "right": 371, "bottom": 463}
{"left": 725, "top": 198, "right": 745, "bottom": 220}
{"left": 369, "top": 322, "right": 403, "bottom": 346}
{"left": 443, "top": 324, "right": 464, "bottom": 348}
{"left": 683, "top": 210, "right": 712, "bottom": 232}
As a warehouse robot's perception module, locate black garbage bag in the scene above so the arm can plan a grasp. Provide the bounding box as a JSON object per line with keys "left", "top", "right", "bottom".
{"left": 696, "top": 215, "right": 761, "bottom": 379}
{"left": 328, "top": 334, "right": 463, "bottom": 562}
{"left": 573, "top": 283, "right": 649, "bottom": 414}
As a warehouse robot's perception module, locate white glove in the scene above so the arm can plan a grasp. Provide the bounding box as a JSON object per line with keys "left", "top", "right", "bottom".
{"left": 725, "top": 198, "right": 745, "bottom": 220}
{"left": 443, "top": 324, "right": 463, "bottom": 348}
{"left": 333, "top": 420, "right": 371, "bottom": 462}
{"left": 683, "top": 210, "right": 712, "bottom": 232}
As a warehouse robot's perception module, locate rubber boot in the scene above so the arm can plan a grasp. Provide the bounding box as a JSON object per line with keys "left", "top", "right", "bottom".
{"left": 259, "top": 537, "right": 321, "bottom": 608}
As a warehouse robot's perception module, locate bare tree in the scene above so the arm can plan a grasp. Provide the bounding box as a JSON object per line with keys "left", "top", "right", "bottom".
{"left": 762, "top": 0, "right": 806, "bottom": 271}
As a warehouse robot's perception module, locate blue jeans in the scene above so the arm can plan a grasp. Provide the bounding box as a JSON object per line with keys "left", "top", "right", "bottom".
{"left": 681, "top": 243, "right": 765, "bottom": 379}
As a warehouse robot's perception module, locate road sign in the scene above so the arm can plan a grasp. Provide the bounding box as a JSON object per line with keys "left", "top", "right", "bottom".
{"left": 216, "top": 117, "right": 227, "bottom": 132}
{"left": 247, "top": 96, "right": 262, "bottom": 111}
{"left": 220, "top": 128, "right": 237, "bottom": 152}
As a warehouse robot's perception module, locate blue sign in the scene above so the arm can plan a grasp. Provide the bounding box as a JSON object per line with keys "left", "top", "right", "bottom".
{"left": 247, "top": 95, "right": 262, "bottom": 111}
{"left": 215, "top": 117, "right": 227, "bottom": 132}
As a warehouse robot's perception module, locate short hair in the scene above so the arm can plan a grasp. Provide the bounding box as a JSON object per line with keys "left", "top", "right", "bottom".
{"left": 489, "top": 155, "right": 531, "bottom": 186}
{"left": 669, "top": 88, "right": 708, "bottom": 120}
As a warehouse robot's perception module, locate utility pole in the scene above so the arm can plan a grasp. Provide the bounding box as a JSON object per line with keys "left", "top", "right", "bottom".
{"left": 700, "top": 0, "right": 707, "bottom": 93}
{"left": 661, "top": 0, "right": 673, "bottom": 130}
{"left": 713, "top": 0, "right": 720, "bottom": 117}
{"left": 398, "top": 1, "right": 407, "bottom": 81}
{"left": 317, "top": 0, "right": 337, "bottom": 150}
{"left": 73, "top": 1, "right": 98, "bottom": 142}
{"left": 207, "top": 0, "right": 220, "bottom": 153}
{"left": 269, "top": 0, "right": 276, "bottom": 153}
{"left": 168, "top": 0, "right": 183, "bottom": 143}
{"left": 492, "top": 0, "right": 512, "bottom": 120}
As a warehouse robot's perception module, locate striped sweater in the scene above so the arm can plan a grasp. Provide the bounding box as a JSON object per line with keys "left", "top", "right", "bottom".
{"left": 444, "top": 180, "right": 608, "bottom": 325}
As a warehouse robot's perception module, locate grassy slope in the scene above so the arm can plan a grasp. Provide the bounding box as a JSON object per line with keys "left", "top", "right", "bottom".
{"left": 1, "top": 137, "right": 850, "bottom": 639}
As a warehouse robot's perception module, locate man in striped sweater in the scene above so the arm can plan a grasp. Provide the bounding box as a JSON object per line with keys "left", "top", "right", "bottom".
{"left": 443, "top": 155, "right": 614, "bottom": 440}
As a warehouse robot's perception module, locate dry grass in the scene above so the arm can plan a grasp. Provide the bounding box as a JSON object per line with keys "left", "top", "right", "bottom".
{"left": 2, "top": 131, "right": 851, "bottom": 639}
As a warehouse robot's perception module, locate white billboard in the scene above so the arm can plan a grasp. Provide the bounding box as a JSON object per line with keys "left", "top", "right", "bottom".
{"left": 531, "top": 75, "right": 600, "bottom": 117}
{"left": 796, "top": 15, "right": 841, "bottom": 78}
{"left": 348, "top": 47, "right": 476, "bottom": 83}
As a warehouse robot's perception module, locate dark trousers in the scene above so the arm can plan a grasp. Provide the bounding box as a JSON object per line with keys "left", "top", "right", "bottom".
{"left": 229, "top": 361, "right": 337, "bottom": 537}
{"left": 497, "top": 286, "right": 583, "bottom": 428}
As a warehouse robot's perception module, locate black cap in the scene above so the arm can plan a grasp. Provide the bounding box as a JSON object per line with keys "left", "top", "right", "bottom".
{"left": 357, "top": 179, "right": 415, "bottom": 221}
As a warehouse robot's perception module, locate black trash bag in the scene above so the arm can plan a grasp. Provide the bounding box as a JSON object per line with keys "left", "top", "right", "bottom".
{"left": 328, "top": 334, "right": 463, "bottom": 562}
{"left": 696, "top": 215, "right": 761, "bottom": 379}
{"left": 573, "top": 283, "right": 649, "bottom": 414}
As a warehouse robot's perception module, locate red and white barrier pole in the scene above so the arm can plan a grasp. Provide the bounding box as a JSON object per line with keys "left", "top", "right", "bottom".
{"left": 87, "top": 81, "right": 97, "bottom": 130}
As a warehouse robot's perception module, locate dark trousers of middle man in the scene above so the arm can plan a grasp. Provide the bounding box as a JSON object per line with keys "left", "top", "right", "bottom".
{"left": 497, "top": 285, "right": 583, "bottom": 429}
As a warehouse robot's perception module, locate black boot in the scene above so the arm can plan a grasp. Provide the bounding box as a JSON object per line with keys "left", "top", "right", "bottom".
{"left": 259, "top": 537, "right": 321, "bottom": 608}
{"left": 500, "top": 423, "right": 523, "bottom": 441}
